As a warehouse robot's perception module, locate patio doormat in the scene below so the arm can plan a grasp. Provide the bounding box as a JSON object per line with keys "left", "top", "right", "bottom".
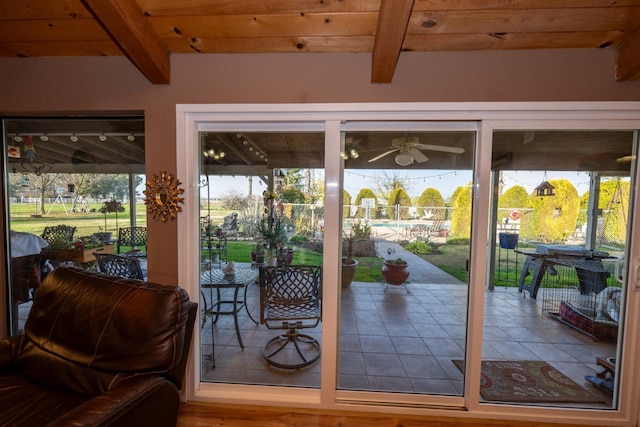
{"left": 452, "top": 360, "right": 604, "bottom": 404}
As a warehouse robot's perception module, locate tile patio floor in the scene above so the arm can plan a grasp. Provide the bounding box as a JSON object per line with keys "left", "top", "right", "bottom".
{"left": 199, "top": 279, "right": 616, "bottom": 407}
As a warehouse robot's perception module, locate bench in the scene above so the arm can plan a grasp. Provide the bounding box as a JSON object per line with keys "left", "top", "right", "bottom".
{"left": 405, "top": 224, "right": 429, "bottom": 238}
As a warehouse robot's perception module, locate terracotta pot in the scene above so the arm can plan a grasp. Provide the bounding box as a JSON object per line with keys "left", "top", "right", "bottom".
{"left": 285, "top": 248, "right": 294, "bottom": 266}
{"left": 381, "top": 260, "right": 410, "bottom": 286}
{"left": 251, "top": 251, "right": 265, "bottom": 263}
{"left": 341, "top": 258, "right": 358, "bottom": 288}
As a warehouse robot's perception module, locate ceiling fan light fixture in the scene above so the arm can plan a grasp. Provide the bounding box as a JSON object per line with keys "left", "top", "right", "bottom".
{"left": 617, "top": 155, "right": 635, "bottom": 163}
{"left": 39, "top": 134, "right": 49, "bottom": 142}
{"left": 395, "top": 152, "right": 413, "bottom": 166}
{"left": 99, "top": 134, "right": 107, "bottom": 142}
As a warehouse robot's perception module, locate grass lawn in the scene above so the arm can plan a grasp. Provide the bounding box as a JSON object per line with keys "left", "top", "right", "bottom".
{"left": 421, "top": 243, "right": 471, "bottom": 283}
{"left": 9, "top": 202, "right": 147, "bottom": 237}
{"left": 218, "top": 240, "right": 383, "bottom": 282}
{"left": 419, "top": 241, "right": 623, "bottom": 289}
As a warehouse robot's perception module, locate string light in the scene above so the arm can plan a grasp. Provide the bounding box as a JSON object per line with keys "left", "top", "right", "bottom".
{"left": 203, "top": 148, "right": 226, "bottom": 160}
{"left": 345, "top": 170, "right": 460, "bottom": 182}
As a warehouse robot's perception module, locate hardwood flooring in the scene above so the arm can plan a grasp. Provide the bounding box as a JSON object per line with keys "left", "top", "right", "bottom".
{"left": 177, "top": 402, "right": 597, "bottom": 427}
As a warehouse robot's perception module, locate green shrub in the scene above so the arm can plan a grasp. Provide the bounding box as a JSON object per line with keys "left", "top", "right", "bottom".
{"left": 445, "top": 238, "right": 470, "bottom": 245}
{"left": 404, "top": 241, "right": 432, "bottom": 255}
{"left": 289, "top": 235, "right": 309, "bottom": 245}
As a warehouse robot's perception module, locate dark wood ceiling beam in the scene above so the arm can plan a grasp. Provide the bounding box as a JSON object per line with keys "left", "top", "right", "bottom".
{"left": 616, "top": 28, "right": 640, "bottom": 81}
{"left": 371, "top": 0, "right": 414, "bottom": 83}
{"left": 82, "top": 0, "right": 170, "bottom": 84}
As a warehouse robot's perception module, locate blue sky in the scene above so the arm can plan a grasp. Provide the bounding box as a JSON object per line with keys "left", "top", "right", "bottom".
{"left": 198, "top": 169, "right": 594, "bottom": 201}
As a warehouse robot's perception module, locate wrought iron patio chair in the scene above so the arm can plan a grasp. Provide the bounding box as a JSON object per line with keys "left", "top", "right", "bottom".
{"left": 41, "top": 225, "right": 76, "bottom": 244}
{"left": 94, "top": 253, "right": 144, "bottom": 280}
{"left": 117, "top": 226, "right": 147, "bottom": 255}
{"left": 258, "top": 265, "right": 322, "bottom": 369}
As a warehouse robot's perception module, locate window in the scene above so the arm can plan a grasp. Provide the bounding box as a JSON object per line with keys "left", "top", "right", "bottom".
{"left": 3, "top": 116, "right": 145, "bottom": 334}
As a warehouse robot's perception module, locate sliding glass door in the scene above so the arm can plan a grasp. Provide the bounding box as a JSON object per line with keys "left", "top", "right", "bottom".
{"left": 178, "top": 103, "right": 640, "bottom": 425}
{"left": 338, "top": 124, "right": 476, "bottom": 396}
{"left": 196, "top": 128, "right": 325, "bottom": 387}
{"left": 483, "top": 129, "right": 637, "bottom": 409}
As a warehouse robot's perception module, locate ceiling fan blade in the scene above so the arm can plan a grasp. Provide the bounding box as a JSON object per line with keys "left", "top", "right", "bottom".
{"left": 368, "top": 149, "right": 398, "bottom": 162}
{"left": 410, "top": 147, "right": 428, "bottom": 163}
{"left": 415, "top": 143, "right": 465, "bottom": 154}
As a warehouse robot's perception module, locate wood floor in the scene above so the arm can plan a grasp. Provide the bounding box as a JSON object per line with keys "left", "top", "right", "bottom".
{"left": 177, "top": 402, "right": 598, "bottom": 427}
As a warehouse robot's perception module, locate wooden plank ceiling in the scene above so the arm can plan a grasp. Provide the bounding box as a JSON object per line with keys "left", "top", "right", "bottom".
{"left": 0, "top": 0, "right": 639, "bottom": 84}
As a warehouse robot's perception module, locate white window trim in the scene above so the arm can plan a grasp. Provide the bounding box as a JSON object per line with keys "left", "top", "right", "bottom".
{"left": 176, "top": 102, "right": 640, "bottom": 426}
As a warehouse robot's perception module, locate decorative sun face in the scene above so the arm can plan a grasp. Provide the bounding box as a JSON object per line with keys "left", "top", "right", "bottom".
{"left": 143, "top": 171, "right": 184, "bottom": 222}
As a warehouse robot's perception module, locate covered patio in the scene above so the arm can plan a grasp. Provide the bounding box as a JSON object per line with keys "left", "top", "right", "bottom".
{"left": 184, "top": 224, "right": 617, "bottom": 407}
{"left": 197, "top": 266, "right": 615, "bottom": 407}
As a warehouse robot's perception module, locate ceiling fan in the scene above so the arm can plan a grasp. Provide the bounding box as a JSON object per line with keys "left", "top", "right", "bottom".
{"left": 367, "top": 137, "right": 465, "bottom": 166}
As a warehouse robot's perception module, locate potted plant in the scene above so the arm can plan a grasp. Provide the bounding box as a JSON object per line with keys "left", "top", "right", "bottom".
{"left": 251, "top": 242, "right": 265, "bottom": 263}
{"left": 381, "top": 257, "right": 410, "bottom": 286}
{"left": 256, "top": 208, "right": 288, "bottom": 266}
{"left": 341, "top": 230, "right": 358, "bottom": 288}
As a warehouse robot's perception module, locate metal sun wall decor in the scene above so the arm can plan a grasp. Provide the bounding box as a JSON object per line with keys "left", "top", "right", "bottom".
{"left": 143, "top": 171, "right": 184, "bottom": 222}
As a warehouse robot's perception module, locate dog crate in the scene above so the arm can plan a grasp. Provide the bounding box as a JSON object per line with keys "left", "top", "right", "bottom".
{"left": 541, "top": 258, "right": 621, "bottom": 341}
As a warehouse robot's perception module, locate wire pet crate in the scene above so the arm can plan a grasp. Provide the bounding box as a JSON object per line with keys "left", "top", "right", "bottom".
{"left": 541, "top": 259, "right": 621, "bottom": 341}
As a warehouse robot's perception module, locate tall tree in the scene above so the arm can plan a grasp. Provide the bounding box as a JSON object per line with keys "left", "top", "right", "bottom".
{"left": 497, "top": 185, "right": 529, "bottom": 223}
{"left": 386, "top": 188, "right": 412, "bottom": 220}
{"left": 354, "top": 188, "right": 378, "bottom": 218}
{"left": 343, "top": 190, "right": 351, "bottom": 219}
{"left": 600, "top": 178, "right": 630, "bottom": 245}
{"left": 374, "top": 171, "right": 410, "bottom": 202}
{"left": 88, "top": 174, "right": 137, "bottom": 201}
{"left": 416, "top": 187, "right": 445, "bottom": 219}
{"left": 520, "top": 179, "right": 579, "bottom": 244}
{"left": 450, "top": 183, "right": 472, "bottom": 238}
{"left": 33, "top": 173, "right": 58, "bottom": 215}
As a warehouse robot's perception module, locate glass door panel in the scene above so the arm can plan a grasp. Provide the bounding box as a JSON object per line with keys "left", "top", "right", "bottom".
{"left": 485, "top": 130, "right": 635, "bottom": 408}
{"left": 198, "top": 130, "right": 325, "bottom": 387}
{"left": 339, "top": 129, "right": 475, "bottom": 395}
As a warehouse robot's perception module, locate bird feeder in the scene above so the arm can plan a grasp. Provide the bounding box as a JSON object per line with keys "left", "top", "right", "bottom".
{"left": 534, "top": 180, "right": 555, "bottom": 197}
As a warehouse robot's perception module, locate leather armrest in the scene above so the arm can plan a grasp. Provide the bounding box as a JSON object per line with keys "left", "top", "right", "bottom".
{"left": 48, "top": 375, "right": 180, "bottom": 427}
{"left": 0, "top": 336, "right": 23, "bottom": 373}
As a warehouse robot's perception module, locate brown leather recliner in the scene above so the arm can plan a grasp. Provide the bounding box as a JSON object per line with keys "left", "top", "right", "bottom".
{"left": 0, "top": 266, "right": 197, "bottom": 427}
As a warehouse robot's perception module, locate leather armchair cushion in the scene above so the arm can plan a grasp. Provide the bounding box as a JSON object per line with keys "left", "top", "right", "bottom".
{"left": 0, "top": 371, "right": 179, "bottom": 427}
{"left": 0, "top": 372, "right": 88, "bottom": 426}
{"left": 18, "top": 267, "right": 192, "bottom": 396}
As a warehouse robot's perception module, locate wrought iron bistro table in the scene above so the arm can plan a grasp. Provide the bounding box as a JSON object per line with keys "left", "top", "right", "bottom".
{"left": 200, "top": 268, "right": 258, "bottom": 367}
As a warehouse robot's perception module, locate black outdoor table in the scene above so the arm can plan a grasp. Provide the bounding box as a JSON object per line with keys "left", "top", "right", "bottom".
{"left": 516, "top": 245, "right": 611, "bottom": 299}
{"left": 200, "top": 268, "right": 258, "bottom": 367}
